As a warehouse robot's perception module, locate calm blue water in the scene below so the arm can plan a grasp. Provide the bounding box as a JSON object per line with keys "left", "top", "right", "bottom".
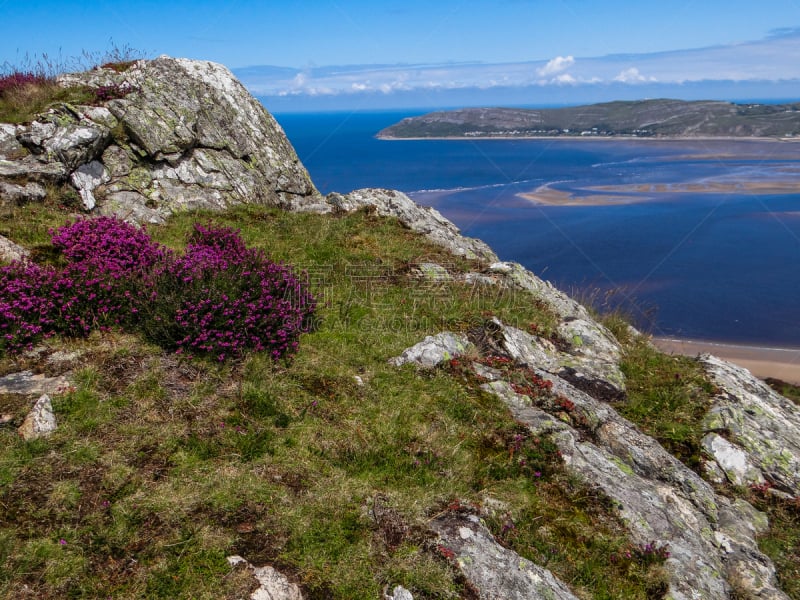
{"left": 274, "top": 110, "right": 800, "bottom": 347}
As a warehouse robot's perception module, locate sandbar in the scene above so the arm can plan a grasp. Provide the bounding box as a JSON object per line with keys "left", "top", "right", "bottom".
{"left": 517, "top": 183, "right": 650, "bottom": 206}
{"left": 518, "top": 177, "right": 800, "bottom": 206}
{"left": 653, "top": 337, "right": 800, "bottom": 385}
{"left": 588, "top": 180, "right": 800, "bottom": 195}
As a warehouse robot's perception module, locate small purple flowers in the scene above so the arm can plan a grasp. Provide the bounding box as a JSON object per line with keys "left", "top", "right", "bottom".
{"left": 0, "top": 217, "right": 315, "bottom": 362}
{"left": 0, "top": 72, "right": 49, "bottom": 96}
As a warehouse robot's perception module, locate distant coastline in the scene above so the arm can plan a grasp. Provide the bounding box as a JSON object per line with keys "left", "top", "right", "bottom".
{"left": 377, "top": 134, "right": 800, "bottom": 142}
{"left": 377, "top": 100, "right": 800, "bottom": 140}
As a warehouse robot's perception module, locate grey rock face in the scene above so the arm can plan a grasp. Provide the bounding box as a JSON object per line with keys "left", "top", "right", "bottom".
{"left": 431, "top": 512, "right": 579, "bottom": 600}
{"left": 1, "top": 56, "right": 320, "bottom": 222}
{"left": 700, "top": 353, "right": 800, "bottom": 495}
{"left": 0, "top": 180, "right": 46, "bottom": 206}
{"left": 70, "top": 160, "right": 110, "bottom": 209}
{"left": 101, "top": 56, "right": 318, "bottom": 210}
{"left": 487, "top": 261, "right": 592, "bottom": 321}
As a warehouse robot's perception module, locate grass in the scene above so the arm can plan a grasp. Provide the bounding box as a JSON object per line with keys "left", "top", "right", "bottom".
{"left": 611, "top": 333, "right": 716, "bottom": 469}
{"left": 0, "top": 81, "right": 95, "bottom": 124}
{"left": 0, "top": 45, "right": 147, "bottom": 124}
{"left": 747, "top": 487, "right": 800, "bottom": 598}
{"left": 0, "top": 204, "right": 678, "bottom": 599}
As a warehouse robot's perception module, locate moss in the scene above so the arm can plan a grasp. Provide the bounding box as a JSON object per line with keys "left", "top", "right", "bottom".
{"left": 610, "top": 455, "right": 635, "bottom": 476}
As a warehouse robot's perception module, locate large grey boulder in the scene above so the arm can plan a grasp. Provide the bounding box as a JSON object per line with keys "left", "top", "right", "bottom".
{"left": 100, "top": 57, "right": 318, "bottom": 212}
{"left": 1, "top": 56, "right": 320, "bottom": 222}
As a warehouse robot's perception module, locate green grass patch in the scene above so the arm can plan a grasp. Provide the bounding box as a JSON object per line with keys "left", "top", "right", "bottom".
{"left": 0, "top": 205, "right": 675, "bottom": 598}
{"left": 748, "top": 488, "right": 800, "bottom": 599}
{"left": 614, "top": 334, "right": 715, "bottom": 469}
{"left": 0, "top": 80, "right": 95, "bottom": 124}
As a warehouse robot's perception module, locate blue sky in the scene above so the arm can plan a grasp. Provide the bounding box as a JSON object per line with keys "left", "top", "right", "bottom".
{"left": 3, "top": 1, "right": 800, "bottom": 109}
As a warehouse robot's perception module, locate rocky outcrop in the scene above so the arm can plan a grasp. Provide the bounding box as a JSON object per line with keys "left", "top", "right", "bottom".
{"left": 700, "top": 353, "right": 800, "bottom": 495}
{"left": 391, "top": 323, "right": 789, "bottom": 600}
{"left": 1, "top": 56, "right": 319, "bottom": 223}
{"left": 431, "top": 512, "right": 579, "bottom": 599}
{"left": 326, "top": 188, "right": 498, "bottom": 261}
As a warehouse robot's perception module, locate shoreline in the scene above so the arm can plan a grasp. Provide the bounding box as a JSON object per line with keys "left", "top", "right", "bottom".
{"left": 377, "top": 134, "right": 799, "bottom": 143}
{"left": 652, "top": 337, "right": 800, "bottom": 385}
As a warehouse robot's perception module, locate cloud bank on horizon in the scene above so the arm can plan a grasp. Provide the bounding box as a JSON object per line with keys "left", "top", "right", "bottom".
{"left": 236, "top": 29, "right": 800, "bottom": 104}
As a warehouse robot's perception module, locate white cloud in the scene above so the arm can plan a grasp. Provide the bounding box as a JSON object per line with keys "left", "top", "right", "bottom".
{"left": 238, "top": 31, "right": 800, "bottom": 98}
{"left": 537, "top": 55, "right": 575, "bottom": 77}
{"left": 614, "top": 67, "right": 656, "bottom": 83}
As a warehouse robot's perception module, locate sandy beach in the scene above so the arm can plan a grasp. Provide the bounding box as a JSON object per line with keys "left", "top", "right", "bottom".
{"left": 653, "top": 338, "right": 800, "bottom": 385}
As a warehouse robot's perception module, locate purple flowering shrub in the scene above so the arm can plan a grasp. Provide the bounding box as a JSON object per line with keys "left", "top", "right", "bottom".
{"left": 1, "top": 217, "right": 315, "bottom": 361}
{"left": 51, "top": 216, "right": 169, "bottom": 277}
{"left": 140, "top": 224, "right": 316, "bottom": 361}
{"left": 0, "top": 72, "right": 49, "bottom": 97}
{"left": 0, "top": 261, "right": 58, "bottom": 351}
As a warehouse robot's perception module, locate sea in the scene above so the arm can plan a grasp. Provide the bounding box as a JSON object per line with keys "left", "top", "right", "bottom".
{"left": 272, "top": 109, "right": 800, "bottom": 348}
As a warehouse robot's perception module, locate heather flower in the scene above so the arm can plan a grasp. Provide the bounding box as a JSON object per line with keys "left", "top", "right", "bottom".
{"left": 137, "top": 223, "right": 315, "bottom": 361}
{"left": 0, "top": 72, "right": 49, "bottom": 96}
{"left": 0, "top": 260, "right": 59, "bottom": 351}
{"left": 1, "top": 217, "right": 315, "bottom": 362}
{"left": 51, "top": 216, "right": 169, "bottom": 278}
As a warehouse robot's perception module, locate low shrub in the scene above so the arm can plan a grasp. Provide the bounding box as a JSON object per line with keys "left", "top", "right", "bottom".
{"left": 0, "top": 261, "right": 58, "bottom": 351}
{"left": 0, "top": 72, "right": 49, "bottom": 97}
{"left": 0, "top": 218, "right": 315, "bottom": 361}
{"left": 50, "top": 216, "right": 169, "bottom": 277}
{"left": 140, "top": 224, "right": 316, "bottom": 361}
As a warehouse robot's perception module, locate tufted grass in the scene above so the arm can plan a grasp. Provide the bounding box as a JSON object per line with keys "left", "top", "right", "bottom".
{"left": 612, "top": 333, "right": 716, "bottom": 470}
{"left": 0, "top": 79, "right": 95, "bottom": 124}
{"left": 0, "top": 203, "right": 679, "bottom": 599}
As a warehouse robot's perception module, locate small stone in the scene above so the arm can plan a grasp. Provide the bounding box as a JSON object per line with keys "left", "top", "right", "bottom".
{"left": 386, "top": 585, "right": 414, "bottom": 600}
{"left": 0, "top": 371, "right": 72, "bottom": 396}
{"left": 0, "top": 234, "right": 29, "bottom": 262}
{"left": 18, "top": 394, "right": 57, "bottom": 440}
{"left": 388, "top": 332, "right": 472, "bottom": 368}
{"left": 226, "top": 556, "right": 304, "bottom": 600}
